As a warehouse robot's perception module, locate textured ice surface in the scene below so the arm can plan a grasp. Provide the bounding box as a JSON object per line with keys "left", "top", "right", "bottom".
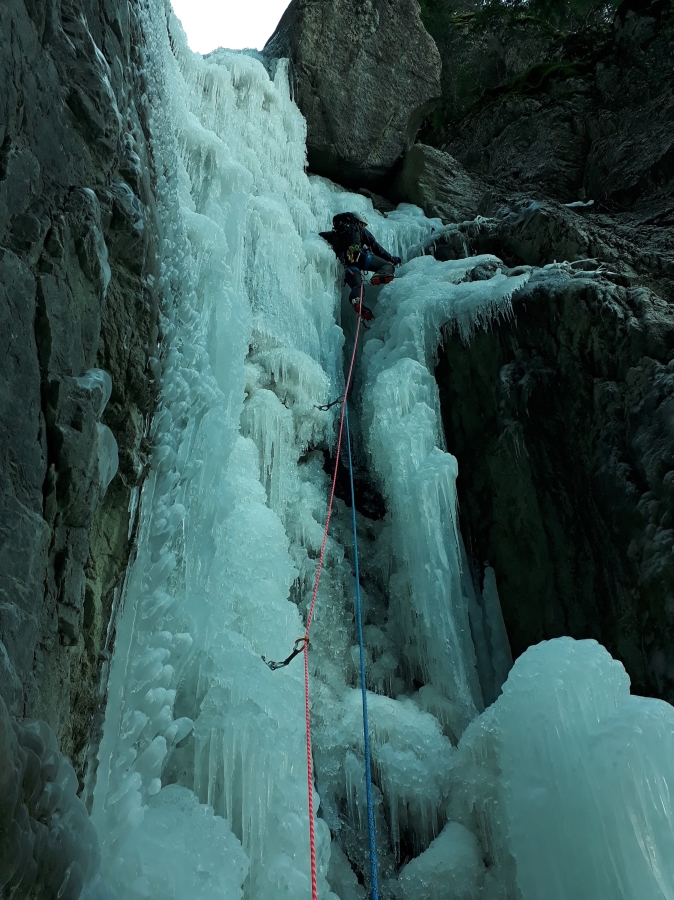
{"left": 443, "top": 638, "right": 674, "bottom": 900}
{"left": 496, "top": 639, "right": 674, "bottom": 899}
{"left": 92, "top": 11, "right": 350, "bottom": 899}
{"left": 90, "top": 2, "right": 674, "bottom": 899}
{"left": 111, "top": 785, "right": 248, "bottom": 900}
{"left": 77, "top": 368, "right": 112, "bottom": 416}
{"left": 396, "top": 822, "right": 492, "bottom": 900}
{"left": 0, "top": 698, "right": 104, "bottom": 900}
{"left": 359, "top": 256, "right": 527, "bottom": 734}
{"left": 97, "top": 424, "right": 119, "bottom": 492}
{"left": 75, "top": 368, "right": 119, "bottom": 491}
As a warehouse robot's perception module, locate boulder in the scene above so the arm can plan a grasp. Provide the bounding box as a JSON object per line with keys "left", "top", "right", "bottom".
{"left": 265, "top": 0, "right": 441, "bottom": 187}
{"left": 393, "top": 143, "right": 485, "bottom": 222}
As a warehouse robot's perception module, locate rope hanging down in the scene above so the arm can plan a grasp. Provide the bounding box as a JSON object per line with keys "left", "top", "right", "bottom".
{"left": 345, "top": 401, "right": 380, "bottom": 900}
{"left": 302, "top": 287, "right": 364, "bottom": 900}
{"left": 262, "top": 285, "right": 371, "bottom": 900}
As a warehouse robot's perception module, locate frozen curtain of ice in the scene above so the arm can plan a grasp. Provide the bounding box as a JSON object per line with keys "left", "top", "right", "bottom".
{"left": 87, "top": 3, "right": 674, "bottom": 900}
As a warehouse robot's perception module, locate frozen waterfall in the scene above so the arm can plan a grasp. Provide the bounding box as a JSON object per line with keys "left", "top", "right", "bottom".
{"left": 88, "top": 4, "right": 674, "bottom": 900}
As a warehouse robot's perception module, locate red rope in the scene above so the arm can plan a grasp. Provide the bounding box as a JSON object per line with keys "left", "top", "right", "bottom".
{"left": 303, "top": 286, "right": 364, "bottom": 900}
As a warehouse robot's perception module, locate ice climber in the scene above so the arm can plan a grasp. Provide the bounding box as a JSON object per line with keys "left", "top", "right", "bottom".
{"left": 319, "top": 212, "right": 402, "bottom": 320}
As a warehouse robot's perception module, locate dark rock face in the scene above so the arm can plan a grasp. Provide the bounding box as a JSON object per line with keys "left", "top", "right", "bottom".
{"left": 392, "top": 143, "right": 484, "bottom": 222}
{"left": 413, "top": 0, "right": 674, "bottom": 697}
{"left": 434, "top": 200, "right": 674, "bottom": 702}
{"left": 418, "top": 0, "right": 674, "bottom": 213}
{"left": 0, "top": 0, "right": 159, "bottom": 791}
{"left": 433, "top": 196, "right": 673, "bottom": 293}
{"left": 265, "top": 0, "right": 442, "bottom": 187}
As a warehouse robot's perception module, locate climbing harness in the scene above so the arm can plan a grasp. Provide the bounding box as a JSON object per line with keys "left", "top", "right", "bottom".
{"left": 262, "top": 284, "right": 378, "bottom": 900}
{"left": 345, "top": 401, "right": 380, "bottom": 900}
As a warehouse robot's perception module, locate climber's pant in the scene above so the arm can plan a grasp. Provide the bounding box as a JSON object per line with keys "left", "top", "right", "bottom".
{"left": 345, "top": 253, "right": 394, "bottom": 302}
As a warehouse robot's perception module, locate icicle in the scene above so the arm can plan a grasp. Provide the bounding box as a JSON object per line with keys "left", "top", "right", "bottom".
{"left": 89, "top": 4, "right": 674, "bottom": 900}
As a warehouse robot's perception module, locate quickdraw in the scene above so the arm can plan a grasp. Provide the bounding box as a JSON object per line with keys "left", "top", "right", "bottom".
{"left": 262, "top": 637, "right": 309, "bottom": 671}
{"left": 315, "top": 395, "right": 344, "bottom": 412}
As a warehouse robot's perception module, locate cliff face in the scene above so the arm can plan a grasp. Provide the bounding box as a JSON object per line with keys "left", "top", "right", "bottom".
{"left": 388, "top": 0, "right": 674, "bottom": 701}
{"left": 0, "top": 0, "right": 672, "bottom": 895}
{"left": 0, "top": 0, "right": 159, "bottom": 779}
{"left": 436, "top": 259, "right": 674, "bottom": 701}
{"left": 418, "top": 0, "right": 674, "bottom": 213}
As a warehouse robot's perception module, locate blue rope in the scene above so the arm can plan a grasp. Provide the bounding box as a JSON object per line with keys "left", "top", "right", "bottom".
{"left": 344, "top": 401, "right": 379, "bottom": 900}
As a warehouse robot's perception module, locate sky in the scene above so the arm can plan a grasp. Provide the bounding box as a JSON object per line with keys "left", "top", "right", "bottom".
{"left": 169, "top": 0, "right": 291, "bottom": 54}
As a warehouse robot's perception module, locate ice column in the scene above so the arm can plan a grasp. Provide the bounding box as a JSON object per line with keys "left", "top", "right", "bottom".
{"left": 360, "top": 257, "right": 528, "bottom": 735}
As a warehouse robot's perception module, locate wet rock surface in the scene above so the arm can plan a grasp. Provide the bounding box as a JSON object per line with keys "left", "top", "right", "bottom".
{"left": 0, "top": 0, "right": 159, "bottom": 790}
{"left": 265, "top": 0, "right": 441, "bottom": 187}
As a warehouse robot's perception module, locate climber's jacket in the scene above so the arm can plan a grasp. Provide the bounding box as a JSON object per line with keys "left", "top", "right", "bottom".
{"left": 319, "top": 213, "right": 399, "bottom": 269}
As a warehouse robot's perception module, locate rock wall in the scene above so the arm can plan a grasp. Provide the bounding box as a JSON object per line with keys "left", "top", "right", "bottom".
{"left": 0, "top": 0, "right": 159, "bottom": 790}
{"left": 433, "top": 199, "right": 674, "bottom": 702}
{"left": 265, "top": 0, "right": 441, "bottom": 187}
{"left": 394, "top": 0, "right": 674, "bottom": 702}
{"left": 417, "top": 0, "right": 674, "bottom": 212}
{"left": 391, "top": 142, "right": 485, "bottom": 221}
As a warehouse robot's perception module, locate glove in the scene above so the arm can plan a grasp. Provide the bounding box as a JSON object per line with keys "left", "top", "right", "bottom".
{"left": 392, "top": 256, "right": 402, "bottom": 266}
